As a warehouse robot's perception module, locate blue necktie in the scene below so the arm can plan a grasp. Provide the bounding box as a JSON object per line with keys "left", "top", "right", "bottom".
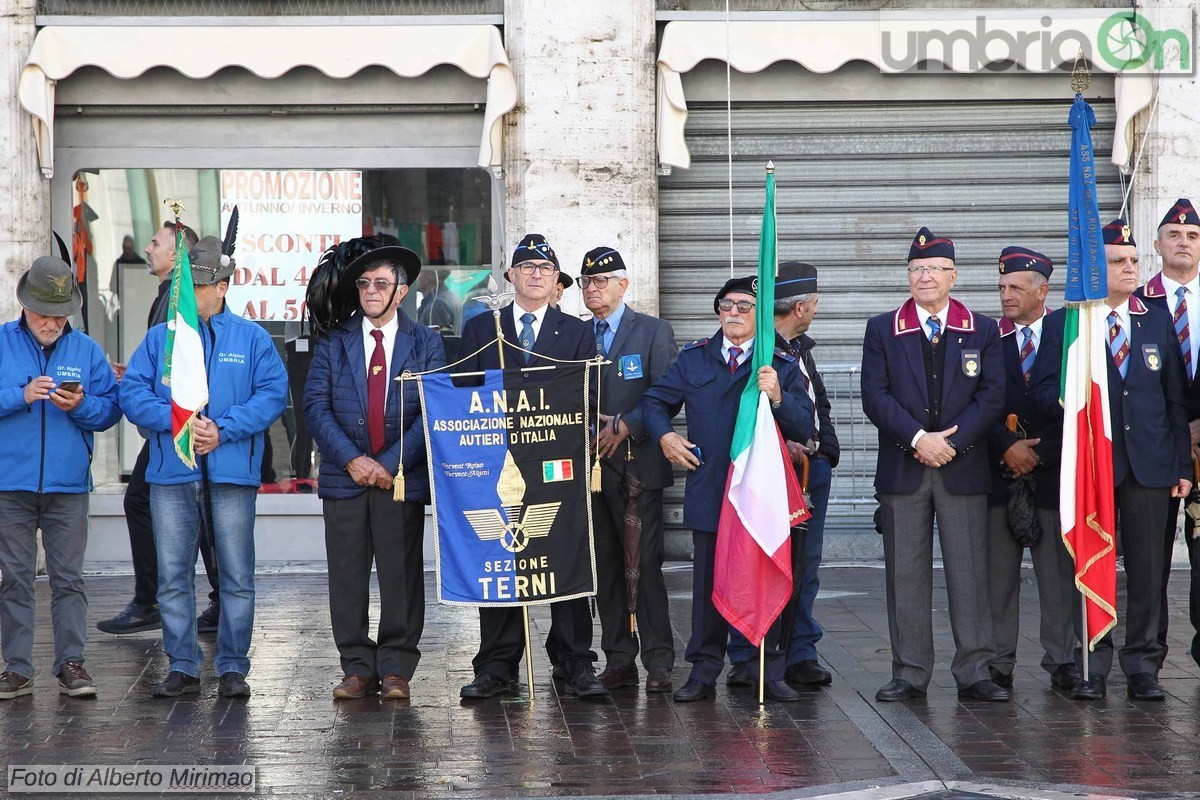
{"left": 595, "top": 319, "right": 609, "bottom": 357}
{"left": 1175, "top": 287, "right": 1193, "bottom": 380}
{"left": 519, "top": 312, "right": 536, "bottom": 365}
{"left": 927, "top": 315, "right": 941, "bottom": 347}
{"left": 1019, "top": 327, "right": 1036, "bottom": 384}
{"left": 1108, "top": 312, "right": 1129, "bottom": 380}
{"left": 728, "top": 346, "right": 742, "bottom": 375}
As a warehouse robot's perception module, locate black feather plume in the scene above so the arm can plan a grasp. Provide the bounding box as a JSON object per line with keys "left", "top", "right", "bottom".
{"left": 305, "top": 234, "right": 398, "bottom": 340}
{"left": 222, "top": 206, "right": 239, "bottom": 257}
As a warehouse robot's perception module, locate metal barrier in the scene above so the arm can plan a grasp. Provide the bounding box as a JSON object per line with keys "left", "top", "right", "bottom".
{"left": 820, "top": 364, "right": 877, "bottom": 513}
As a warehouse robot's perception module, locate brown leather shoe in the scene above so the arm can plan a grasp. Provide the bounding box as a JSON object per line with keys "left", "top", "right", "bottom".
{"left": 333, "top": 673, "right": 379, "bottom": 700}
{"left": 380, "top": 674, "right": 411, "bottom": 699}
{"left": 645, "top": 667, "right": 673, "bottom": 693}
{"left": 598, "top": 664, "right": 638, "bottom": 689}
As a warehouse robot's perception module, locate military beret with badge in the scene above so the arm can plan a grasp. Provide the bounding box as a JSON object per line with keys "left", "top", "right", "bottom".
{"left": 1159, "top": 197, "right": 1200, "bottom": 228}
{"left": 1103, "top": 218, "right": 1136, "bottom": 246}
{"left": 908, "top": 226, "right": 955, "bottom": 262}
{"left": 997, "top": 246, "right": 1053, "bottom": 278}
{"left": 713, "top": 274, "right": 758, "bottom": 314}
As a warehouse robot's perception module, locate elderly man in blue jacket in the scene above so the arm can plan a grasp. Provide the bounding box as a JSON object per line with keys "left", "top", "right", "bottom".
{"left": 304, "top": 244, "right": 446, "bottom": 701}
{"left": 122, "top": 236, "right": 287, "bottom": 699}
{"left": 0, "top": 256, "right": 120, "bottom": 701}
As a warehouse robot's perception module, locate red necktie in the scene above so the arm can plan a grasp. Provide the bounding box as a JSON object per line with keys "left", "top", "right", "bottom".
{"left": 368, "top": 329, "right": 387, "bottom": 455}
{"left": 728, "top": 346, "right": 742, "bottom": 375}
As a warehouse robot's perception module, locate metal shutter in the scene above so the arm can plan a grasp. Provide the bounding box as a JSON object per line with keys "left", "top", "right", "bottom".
{"left": 657, "top": 97, "right": 1124, "bottom": 537}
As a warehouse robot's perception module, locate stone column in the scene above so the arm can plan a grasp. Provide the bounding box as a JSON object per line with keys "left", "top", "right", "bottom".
{"left": 502, "top": 0, "right": 659, "bottom": 316}
{"left": 0, "top": 1, "right": 48, "bottom": 322}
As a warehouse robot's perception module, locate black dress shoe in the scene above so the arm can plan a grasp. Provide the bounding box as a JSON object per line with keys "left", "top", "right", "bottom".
{"left": 1127, "top": 672, "right": 1165, "bottom": 701}
{"left": 726, "top": 662, "right": 754, "bottom": 687}
{"left": 672, "top": 677, "right": 715, "bottom": 702}
{"left": 763, "top": 680, "right": 800, "bottom": 702}
{"left": 566, "top": 668, "right": 610, "bottom": 700}
{"left": 1050, "top": 663, "right": 1081, "bottom": 690}
{"left": 1070, "top": 674, "right": 1106, "bottom": 700}
{"left": 958, "top": 680, "right": 1011, "bottom": 702}
{"left": 460, "top": 672, "right": 515, "bottom": 699}
{"left": 645, "top": 667, "right": 673, "bottom": 693}
{"left": 597, "top": 664, "right": 638, "bottom": 689}
{"left": 785, "top": 659, "right": 832, "bottom": 686}
{"left": 987, "top": 666, "right": 1014, "bottom": 689}
{"left": 875, "top": 678, "right": 924, "bottom": 702}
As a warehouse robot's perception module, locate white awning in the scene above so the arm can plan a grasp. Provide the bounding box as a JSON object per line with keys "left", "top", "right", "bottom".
{"left": 19, "top": 24, "right": 517, "bottom": 178}
{"left": 657, "top": 13, "right": 1154, "bottom": 171}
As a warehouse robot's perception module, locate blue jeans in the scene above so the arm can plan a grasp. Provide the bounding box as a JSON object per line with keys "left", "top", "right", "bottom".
{"left": 728, "top": 455, "right": 831, "bottom": 665}
{"left": 150, "top": 482, "right": 257, "bottom": 677}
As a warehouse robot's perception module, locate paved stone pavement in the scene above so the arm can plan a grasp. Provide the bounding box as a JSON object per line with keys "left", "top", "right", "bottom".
{"left": 3, "top": 562, "right": 1199, "bottom": 799}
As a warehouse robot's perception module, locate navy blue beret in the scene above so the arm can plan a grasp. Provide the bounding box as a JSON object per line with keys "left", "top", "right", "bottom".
{"left": 713, "top": 275, "right": 758, "bottom": 313}
{"left": 998, "top": 247, "right": 1053, "bottom": 279}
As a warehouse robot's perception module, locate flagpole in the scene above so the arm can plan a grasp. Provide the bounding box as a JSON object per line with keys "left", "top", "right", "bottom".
{"left": 758, "top": 643, "right": 765, "bottom": 705}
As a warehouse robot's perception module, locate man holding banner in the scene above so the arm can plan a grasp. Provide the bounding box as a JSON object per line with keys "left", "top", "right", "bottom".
{"left": 639, "top": 275, "right": 813, "bottom": 703}
{"left": 122, "top": 235, "right": 287, "bottom": 698}
{"left": 454, "top": 233, "right": 608, "bottom": 701}
{"left": 304, "top": 243, "right": 446, "bottom": 700}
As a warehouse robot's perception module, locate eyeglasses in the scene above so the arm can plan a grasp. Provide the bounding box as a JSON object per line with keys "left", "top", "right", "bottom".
{"left": 907, "top": 266, "right": 956, "bottom": 275}
{"left": 579, "top": 275, "right": 623, "bottom": 289}
{"left": 355, "top": 278, "right": 396, "bottom": 292}
{"left": 514, "top": 262, "right": 558, "bottom": 276}
{"left": 717, "top": 299, "right": 756, "bottom": 313}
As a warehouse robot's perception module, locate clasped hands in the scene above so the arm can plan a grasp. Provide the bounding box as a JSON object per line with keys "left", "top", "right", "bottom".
{"left": 913, "top": 424, "right": 958, "bottom": 468}
{"left": 347, "top": 455, "right": 394, "bottom": 490}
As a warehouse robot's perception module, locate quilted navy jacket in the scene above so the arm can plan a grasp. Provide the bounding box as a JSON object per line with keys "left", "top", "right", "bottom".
{"left": 303, "top": 310, "right": 447, "bottom": 502}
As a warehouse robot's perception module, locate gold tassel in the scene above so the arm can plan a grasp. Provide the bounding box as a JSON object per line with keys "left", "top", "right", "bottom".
{"left": 591, "top": 457, "right": 602, "bottom": 493}
{"left": 392, "top": 469, "right": 405, "bottom": 502}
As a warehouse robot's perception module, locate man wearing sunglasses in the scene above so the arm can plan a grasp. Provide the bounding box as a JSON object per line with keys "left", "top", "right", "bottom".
{"left": 579, "top": 247, "right": 679, "bottom": 695}
{"left": 304, "top": 244, "right": 447, "bottom": 701}
{"left": 456, "top": 233, "right": 608, "bottom": 701}
{"left": 639, "top": 275, "right": 813, "bottom": 703}
{"left": 862, "top": 227, "right": 1006, "bottom": 704}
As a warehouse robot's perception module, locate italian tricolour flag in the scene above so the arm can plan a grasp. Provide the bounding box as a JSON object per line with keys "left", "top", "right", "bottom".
{"left": 712, "top": 165, "right": 810, "bottom": 646}
{"left": 161, "top": 226, "right": 208, "bottom": 469}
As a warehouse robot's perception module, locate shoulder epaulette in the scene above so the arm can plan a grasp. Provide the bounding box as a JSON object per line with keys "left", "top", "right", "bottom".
{"left": 682, "top": 338, "right": 708, "bottom": 351}
{"left": 774, "top": 347, "right": 796, "bottom": 363}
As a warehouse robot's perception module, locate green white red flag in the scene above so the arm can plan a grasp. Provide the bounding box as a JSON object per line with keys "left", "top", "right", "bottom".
{"left": 161, "top": 224, "right": 208, "bottom": 469}
{"left": 1060, "top": 95, "right": 1117, "bottom": 649}
{"left": 712, "top": 165, "right": 810, "bottom": 646}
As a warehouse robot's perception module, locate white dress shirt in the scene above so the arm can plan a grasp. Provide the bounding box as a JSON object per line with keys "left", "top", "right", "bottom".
{"left": 721, "top": 336, "right": 754, "bottom": 368}
{"left": 362, "top": 313, "right": 399, "bottom": 399}
{"left": 511, "top": 302, "right": 549, "bottom": 349}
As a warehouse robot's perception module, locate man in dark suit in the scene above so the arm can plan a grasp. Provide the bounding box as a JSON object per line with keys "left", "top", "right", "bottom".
{"left": 577, "top": 246, "right": 679, "bottom": 695}
{"left": 985, "top": 247, "right": 1078, "bottom": 691}
{"left": 97, "top": 220, "right": 222, "bottom": 636}
{"left": 727, "top": 261, "right": 840, "bottom": 688}
{"left": 861, "top": 227, "right": 1007, "bottom": 703}
{"left": 1041, "top": 218, "right": 1192, "bottom": 701}
{"left": 455, "top": 233, "right": 608, "bottom": 701}
{"left": 305, "top": 244, "right": 447, "bottom": 700}
{"left": 1134, "top": 199, "right": 1200, "bottom": 671}
{"left": 640, "top": 275, "right": 813, "bottom": 703}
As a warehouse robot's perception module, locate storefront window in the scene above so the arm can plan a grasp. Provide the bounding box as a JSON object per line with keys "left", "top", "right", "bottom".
{"left": 71, "top": 167, "right": 493, "bottom": 493}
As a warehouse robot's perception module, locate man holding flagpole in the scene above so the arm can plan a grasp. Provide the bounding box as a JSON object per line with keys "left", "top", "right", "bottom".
{"left": 862, "top": 227, "right": 1007, "bottom": 703}
{"left": 121, "top": 234, "right": 287, "bottom": 698}
{"left": 639, "top": 274, "right": 812, "bottom": 703}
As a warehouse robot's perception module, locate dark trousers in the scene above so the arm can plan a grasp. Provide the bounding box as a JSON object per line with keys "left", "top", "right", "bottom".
{"left": 1082, "top": 478, "right": 1168, "bottom": 678}
{"left": 688, "top": 530, "right": 786, "bottom": 684}
{"left": 592, "top": 468, "right": 674, "bottom": 671}
{"left": 285, "top": 339, "right": 314, "bottom": 480}
{"left": 474, "top": 597, "right": 594, "bottom": 683}
{"left": 323, "top": 492, "right": 425, "bottom": 679}
{"left": 125, "top": 442, "right": 218, "bottom": 607}
{"left": 1155, "top": 497, "right": 1200, "bottom": 670}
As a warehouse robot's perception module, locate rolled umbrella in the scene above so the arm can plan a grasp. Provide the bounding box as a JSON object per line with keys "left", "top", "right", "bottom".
{"left": 619, "top": 449, "right": 645, "bottom": 633}
{"left": 1002, "top": 413, "right": 1041, "bottom": 547}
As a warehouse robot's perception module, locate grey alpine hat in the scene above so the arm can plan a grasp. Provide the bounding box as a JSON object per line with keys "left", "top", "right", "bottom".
{"left": 189, "top": 235, "right": 236, "bottom": 286}
{"left": 17, "top": 256, "right": 82, "bottom": 317}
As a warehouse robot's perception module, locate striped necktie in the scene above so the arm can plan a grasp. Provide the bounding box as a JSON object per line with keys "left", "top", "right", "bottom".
{"left": 519, "top": 312, "right": 536, "bottom": 365}
{"left": 595, "top": 319, "right": 609, "bottom": 357}
{"left": 1175, "top": 287, "right": 1193, "bottom": 380}
{"left": 1108, "top": 312, "right": 1129, "bottom": 380}
{"left": 1019, "top": 326, "right": 1036, "bottom": 383}
{"left": 927, "top": 315, "right": 942, "bottom": 347}
{"left": 728, "top": 346, "right": 742, "bottom": 375}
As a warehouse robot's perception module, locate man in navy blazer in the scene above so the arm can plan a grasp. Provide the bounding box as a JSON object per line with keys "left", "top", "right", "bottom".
{"left": 1040, "top": 219, "right": 1191, "bottom": 701}
{"left": 1133, "top": 198, "right": 1200, "bottom": 671}
{"left": 861, "top": 227, "right": 1007, "bottom": 703}
{"left": 304, "top": 244, "right": 447, "bottom": 701}
{"left": 639, "top": 275, "right": 813, "bottom": 703}
{"left": 455, "top": 234, "right": 609, "bottom": 702}
{"left": 985, "top": 247, "right": 1078, "bottom": 692}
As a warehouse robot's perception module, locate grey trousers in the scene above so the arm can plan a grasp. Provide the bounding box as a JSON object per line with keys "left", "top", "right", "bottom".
{"left": 880, "top": 468, "right": 995, "bottom": 690}
{"left": 987, "top": 506, "right": 1077, "bottom": 677}
{"left": 0, "top": 492, "right": 89, "bottom": 679}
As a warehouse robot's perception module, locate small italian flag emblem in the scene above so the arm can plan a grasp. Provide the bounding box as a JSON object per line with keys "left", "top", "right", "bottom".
{"left": 542, "top": 459, "right": 573, "bottom": 482}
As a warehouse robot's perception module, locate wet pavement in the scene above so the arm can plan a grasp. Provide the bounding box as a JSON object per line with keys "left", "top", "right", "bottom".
{"left": 3, "top": 561, "right": 1200, "bottom": 799}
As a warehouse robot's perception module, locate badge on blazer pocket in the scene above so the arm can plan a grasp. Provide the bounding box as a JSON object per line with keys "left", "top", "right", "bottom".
{"left": 961, "top": 349, "right": 981, "bottom": 378}
{"left": 1142, "top": 344, "right": 1161, "bottom": 371}
{"left": 619, "top": 354, "right": 643, "bottom": 380}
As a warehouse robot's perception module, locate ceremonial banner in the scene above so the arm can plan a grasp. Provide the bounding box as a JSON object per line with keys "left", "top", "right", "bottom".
{"left": 162, "top": 225, "right": 207, "bottom": 470}
{"left": 1060, "top": 94, "right": 1117, "bottom": 650}
{"left": 420, "top": 365, "right": 597, "bottom": 606}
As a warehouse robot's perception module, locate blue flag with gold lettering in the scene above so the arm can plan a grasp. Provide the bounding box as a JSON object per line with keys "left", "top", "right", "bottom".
{"left": 419, "top": 366, "right": 597, "bottom": 606}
